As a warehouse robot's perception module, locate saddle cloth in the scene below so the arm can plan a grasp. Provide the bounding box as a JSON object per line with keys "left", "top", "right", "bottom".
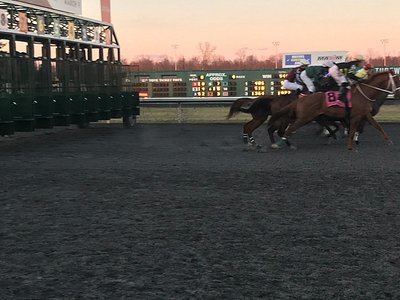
{"left": 324, "top": 91, "right": 352, "bottom": 108}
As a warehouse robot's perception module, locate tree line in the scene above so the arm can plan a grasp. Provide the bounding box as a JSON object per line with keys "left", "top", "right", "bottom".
{"left": 124, "top": 55, "right": 400, "bottom": 71}
{"left": 123, "top": 42, "right": 400, "bottom": 71}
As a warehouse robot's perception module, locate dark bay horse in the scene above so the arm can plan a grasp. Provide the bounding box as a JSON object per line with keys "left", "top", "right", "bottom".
{"left": 226, "top": 94, "right": 296, "bottom": 147}
{"left": 269, "top": 71, "right": 400, "bottom": 150}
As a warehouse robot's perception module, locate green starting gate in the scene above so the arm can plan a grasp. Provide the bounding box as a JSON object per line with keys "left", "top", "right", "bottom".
{"left": 0, "top": 1, "right": 140, "bottom": 136}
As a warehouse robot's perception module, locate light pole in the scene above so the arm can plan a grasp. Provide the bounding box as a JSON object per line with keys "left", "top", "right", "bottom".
{"left": 380, "top": 39, "right": 388, "bottom": 66}
{"left": 272, "top": 41, "right": 280, "bottom": 69}
{"left": 171, "top": 44, "right": 179, "bottom": 70}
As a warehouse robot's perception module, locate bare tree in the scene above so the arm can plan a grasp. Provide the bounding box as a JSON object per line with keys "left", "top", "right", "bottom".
{"left": 235, "top": 47, "right": 248, "bottom": 63}
{"left": 126, "top": 48, "right": 399, "bottom": 71}
{"left": 198, "top": 42, "right": 216, "bottom": 69}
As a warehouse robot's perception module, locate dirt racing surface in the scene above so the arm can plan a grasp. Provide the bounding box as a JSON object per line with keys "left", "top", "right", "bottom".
{"left": 1, "top": 123, "right": 400, "bottom": 299}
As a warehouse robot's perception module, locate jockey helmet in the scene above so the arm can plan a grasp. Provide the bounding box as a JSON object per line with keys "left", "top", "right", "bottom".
{"left": 364, "top": 63, "right": 372, "bottom": 70}
{"left": 322, "top": 61, "right": 334, "bottom": 68}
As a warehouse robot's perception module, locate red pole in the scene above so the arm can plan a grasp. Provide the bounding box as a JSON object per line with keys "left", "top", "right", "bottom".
{"left": 101, "top": 0, "right": 111, "bottom": 22}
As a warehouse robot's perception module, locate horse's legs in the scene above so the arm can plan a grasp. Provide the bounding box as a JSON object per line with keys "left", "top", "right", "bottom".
{"left": 243, "top": 116, "right": 268, "bottom": 147}
{"left": 268, "top": 123, "right": 294, "bottom": 148}
{"left": 242, "top": 120, "right": 254, "bottom": 144}
{"left": 267, "top": 124, "right": 276, "bottom": 144}
{"left": 354, "top": 119, "right": 366, "bottom": 145}
{"left": 250, "top": 116, "right": 268, "bottom": 146}
{"left": 272, "top": 116, "right": 313, "bottom": 149}
{"left": 347, "top": 117, "right": 362, "bottom": 150}
{"left": 316, "top": 117, "right": 339, "bottom": 140}
{"left": 284, "top": 116, "right": 313, "bottom": 138}
{"left": 365, "top": 113, "right": 392, "bottom": 143}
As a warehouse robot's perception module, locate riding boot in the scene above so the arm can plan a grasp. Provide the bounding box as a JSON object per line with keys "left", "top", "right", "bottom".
{"left": 339, "top": 84, "right": 351, "bottom": 115}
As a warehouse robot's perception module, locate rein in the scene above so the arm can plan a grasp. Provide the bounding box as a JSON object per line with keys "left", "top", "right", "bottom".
{"left": 355, "top": 73, "right": 399, "bottom": 102}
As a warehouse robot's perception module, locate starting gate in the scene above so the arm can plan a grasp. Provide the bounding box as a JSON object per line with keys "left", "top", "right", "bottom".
{"left": 0, "top": 0, "right": 139, "bottom": 136}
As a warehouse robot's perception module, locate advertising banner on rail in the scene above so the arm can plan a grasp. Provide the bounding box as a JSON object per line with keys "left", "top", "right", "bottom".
{"left": 283, "top": 51, "right": 348, "bottom": 68}
{"left": 18, "top": 0, "right": 82, "bottom": 15}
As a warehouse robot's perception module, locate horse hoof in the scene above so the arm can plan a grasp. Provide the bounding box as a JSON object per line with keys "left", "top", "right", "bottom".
{"left": 257, "top": 147, "right": 268, "bottom": 153}
{"left": 386, "top": 140, "right": 394, "bottom": 146}
{"left": 270, "top": 143, "right": 281, "bottom": 149}
{"left": 289, "top": 145, "right": 297, "bottom": 150}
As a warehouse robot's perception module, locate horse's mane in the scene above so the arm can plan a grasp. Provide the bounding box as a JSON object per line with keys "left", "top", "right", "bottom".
{"left": 366, "top": 70, "right": 392, "bottom": 82}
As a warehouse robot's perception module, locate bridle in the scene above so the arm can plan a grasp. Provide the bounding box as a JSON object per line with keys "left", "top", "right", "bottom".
{"left": 355, "top": 72, "right": 400, "bottom": 102}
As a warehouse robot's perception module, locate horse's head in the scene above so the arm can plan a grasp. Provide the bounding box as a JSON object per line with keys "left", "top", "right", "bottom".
{"left": 389, "top": 70, "right": 400, "bottom": 98}
{"left": 359, "top": 70, "right": 400, "bottom": 99}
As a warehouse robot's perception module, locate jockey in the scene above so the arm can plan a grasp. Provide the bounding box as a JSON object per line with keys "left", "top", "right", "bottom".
{"left": 299, "top": 61, "right": 331, "bottom": 93}
{"left": 328, "top": 56, "right": 365, "bottom": 110}
{"left": 338, "top": 55, "right": 365, "bottom": 81}
{"left": 283, "top": 59, "right": 309, "bottom": 94}
{"left": 355, "top": 63, "right": 373, "bottom": 80}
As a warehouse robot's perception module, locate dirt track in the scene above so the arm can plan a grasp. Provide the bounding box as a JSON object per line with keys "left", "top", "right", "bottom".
{"left": 1, "top": 123, "right": 400, "bottom": 299}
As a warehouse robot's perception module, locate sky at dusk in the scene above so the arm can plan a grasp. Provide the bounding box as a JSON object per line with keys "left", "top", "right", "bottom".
{"left": 82, "top": 0, "right": 400, "bottom": 62}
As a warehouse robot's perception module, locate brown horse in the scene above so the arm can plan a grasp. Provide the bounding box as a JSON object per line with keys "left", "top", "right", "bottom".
{"left": 353, "top": 86, "right": 396, "bottom": 144}
{"left": 227, "top": 93, "right": 341, "bottom": 149}
{"left": 269, "top": 70, "right": 400, "bottom": 150}
{"left": 226, "top": 94, "right": 296, "bottom": 148}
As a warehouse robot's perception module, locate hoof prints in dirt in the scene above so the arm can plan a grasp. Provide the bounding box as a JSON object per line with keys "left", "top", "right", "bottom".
{"left": 1, "top": 123, "right": 400, "bottom": 299}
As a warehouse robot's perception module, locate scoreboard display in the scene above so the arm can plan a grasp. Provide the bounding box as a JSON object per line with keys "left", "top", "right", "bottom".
{"left": 131, "top": 69, "right": 290, "bottom": 98}
{"left": 245, "top": 80, "right": 266, "bottom": 96}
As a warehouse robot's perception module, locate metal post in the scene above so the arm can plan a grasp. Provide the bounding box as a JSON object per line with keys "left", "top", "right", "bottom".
{"left": 172, "top": 44, "right": 179, "bottom": 71}
{"left": 176, "top": 102, "right": 183, "bottom": 123}
{"left": 381, "top": 39, "right": 388, "bottom": 66}
{"left": 272, "top": 41, "right": 280, "bottom": 69}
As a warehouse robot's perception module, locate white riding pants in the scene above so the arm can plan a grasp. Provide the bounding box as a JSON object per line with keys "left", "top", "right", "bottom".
{"left": 329, "top": 65, "right": 348, "bottom": 85}
{"left": 283, "top": 80, "right": 303, "bottom": 91}
{"left": 299, "top": 71, "right": 316, "bottom": 93}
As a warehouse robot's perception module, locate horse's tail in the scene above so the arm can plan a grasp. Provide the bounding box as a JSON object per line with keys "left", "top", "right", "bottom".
{"left": 268, "top": 100, "right": 298, "bottom": 125}
{"left": 226, "top": 97, "right": 256, "bottom": 119}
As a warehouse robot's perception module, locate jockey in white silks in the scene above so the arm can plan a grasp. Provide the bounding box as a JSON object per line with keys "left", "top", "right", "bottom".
{"left": 282, "top": 59, "right": 309, "bottom": 94}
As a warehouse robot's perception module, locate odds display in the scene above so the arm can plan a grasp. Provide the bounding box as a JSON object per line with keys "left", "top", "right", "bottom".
{"left": 132, "top": 69, "right": 290, "bottom": 98}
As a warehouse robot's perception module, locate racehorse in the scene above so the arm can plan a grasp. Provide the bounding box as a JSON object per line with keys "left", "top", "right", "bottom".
{"left": 226, "top": 94, "right": 296, "bottom": 148}
{"left": 354, "top": 85, "right": 396, "bottom": 144}
{"left": 227, "top": 93, "right": 341, "bottom": 149}
{"left": 269, "top": 70, "right": 400, "bottom": 150}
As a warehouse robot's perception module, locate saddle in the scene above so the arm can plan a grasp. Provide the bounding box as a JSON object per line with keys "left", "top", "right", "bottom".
{"left": 324, "top": 90, "right": 352, "bottom": 108}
